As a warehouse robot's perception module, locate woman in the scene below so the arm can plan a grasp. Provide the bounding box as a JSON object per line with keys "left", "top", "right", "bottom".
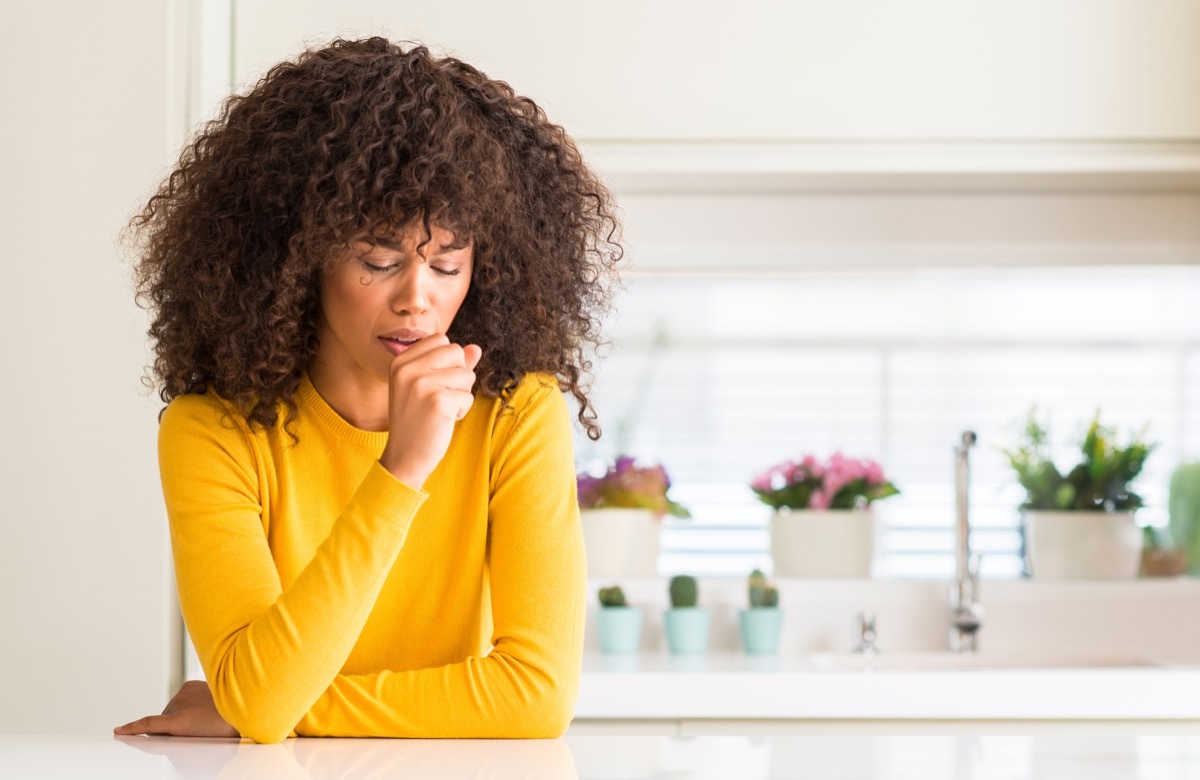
{"left": 114, "top": 37, "right": 620, "bottom": 743}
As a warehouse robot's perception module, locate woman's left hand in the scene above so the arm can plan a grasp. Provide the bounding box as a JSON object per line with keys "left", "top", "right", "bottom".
{"left": 114, "top": 680, "right": 239, "bottom": 738}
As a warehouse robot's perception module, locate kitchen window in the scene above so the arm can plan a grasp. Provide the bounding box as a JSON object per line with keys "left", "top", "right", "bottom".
{"left": 574, "top": 264, "right": 1200, "bottom": 579}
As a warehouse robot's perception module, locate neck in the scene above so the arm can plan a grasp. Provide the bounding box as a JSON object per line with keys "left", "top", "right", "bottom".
{"left": 307, "top": 355, "right": 390, "bottom": 432}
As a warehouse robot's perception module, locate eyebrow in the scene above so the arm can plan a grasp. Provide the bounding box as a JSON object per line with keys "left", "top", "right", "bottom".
{"left": 369, "top": 237, "right": 407, "bottom": 251}
{"left": 366, "top": 237, "right": 462, "bottom": 256}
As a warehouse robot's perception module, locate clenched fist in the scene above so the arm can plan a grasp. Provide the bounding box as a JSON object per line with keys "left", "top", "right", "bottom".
{"left": 378, "top": 333, "right": 482, "bottom": 489}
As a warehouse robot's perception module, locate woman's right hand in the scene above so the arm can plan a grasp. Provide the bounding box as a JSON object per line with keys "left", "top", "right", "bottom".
{"left": 379, "top": 334, "right": 482, "bottom": 489}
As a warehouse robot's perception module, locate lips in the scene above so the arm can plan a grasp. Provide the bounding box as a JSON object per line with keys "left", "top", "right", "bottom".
{"left": 378, "top": 329, "right": 429, "bottom": 357}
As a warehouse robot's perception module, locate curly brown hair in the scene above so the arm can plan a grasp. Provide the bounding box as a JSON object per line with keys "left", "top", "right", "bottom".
{"left": 131, "top": 37, "right": 621, "bottom": 439}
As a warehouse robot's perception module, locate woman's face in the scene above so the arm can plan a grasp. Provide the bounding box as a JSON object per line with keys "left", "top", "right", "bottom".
{"left": 316, "top": 223, "right": 474, "bottom": 387}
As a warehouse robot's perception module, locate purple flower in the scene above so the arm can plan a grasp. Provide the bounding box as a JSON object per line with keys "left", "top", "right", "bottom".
{"left": 576, "top": 455, "right": 690, "bottom": 519}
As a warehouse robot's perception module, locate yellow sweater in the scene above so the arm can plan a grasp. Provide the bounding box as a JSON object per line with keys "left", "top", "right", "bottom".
{"left": 160, "top": 373, "right": 585, "bottom": 743}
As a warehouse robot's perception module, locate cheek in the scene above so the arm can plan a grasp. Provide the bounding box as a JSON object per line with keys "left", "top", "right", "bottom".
{"left": 444, "top": 279, "right": 472, "bottom": 318}
{"left": 323, "top": 272, "right": 381, "bottom": 328}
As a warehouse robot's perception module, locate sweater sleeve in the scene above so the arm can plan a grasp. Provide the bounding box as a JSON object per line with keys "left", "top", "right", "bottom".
{"left": 292, "top": 379, "right": 587, "bottom": 738}
{"left": 160, "top": 396, "right": 428, "bottom": 744}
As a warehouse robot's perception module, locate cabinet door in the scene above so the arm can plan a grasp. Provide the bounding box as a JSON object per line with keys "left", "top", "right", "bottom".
{"left": 232, "top": 0, "right": 1200, "bottom": 142}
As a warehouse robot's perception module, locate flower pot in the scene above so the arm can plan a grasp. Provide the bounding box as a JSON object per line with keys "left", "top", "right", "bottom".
{"left": 663, "top": 607, "right": 711, "bottom": 655}
{"left": 596, "top": 606, "right": 643, "bottom": 654}
{"left": 579, "top": 508, "right": 661, "bottom": 578}
{"left": 1024, "top": 510, "right": 1143, "bottom": 580}
{"left": 769, "top": 509, "right": 875, "bottom": 578}
{"left": 738, "top": 607, "right": 783, "bottom": 655}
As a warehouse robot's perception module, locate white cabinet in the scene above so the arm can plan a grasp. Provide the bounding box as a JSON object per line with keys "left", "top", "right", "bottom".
{"left": 232, "top": 0, "right": 1200, "bottom": 142}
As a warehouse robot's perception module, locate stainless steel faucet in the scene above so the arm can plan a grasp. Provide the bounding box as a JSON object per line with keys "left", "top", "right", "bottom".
{"left": 853, "top": 611, "right": 878, "bottom": 655}
{"left": 950, "top": 431, "right": 983, "bottom": 652}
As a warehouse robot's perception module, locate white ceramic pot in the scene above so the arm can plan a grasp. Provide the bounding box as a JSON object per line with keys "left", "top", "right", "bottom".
{"left": 769, "top": 509, "right": 875, "bottom": 578}
{"left": 1024, "top": 510, "right": 1143, "bottom": 580}
{"left": 579, "top": 508, "right": 661, "bottom": 578}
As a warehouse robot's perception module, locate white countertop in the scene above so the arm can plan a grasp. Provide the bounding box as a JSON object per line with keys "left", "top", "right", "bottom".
{"left": 576, "top": 652, "right": 1200, "bottom": 720}
{"left": 5, "top": 734, "right": 1200, "bottom": 779}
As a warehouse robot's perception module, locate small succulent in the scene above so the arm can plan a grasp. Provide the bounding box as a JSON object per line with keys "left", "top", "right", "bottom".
{"left": 598, "top": 585, "right": 628, "bottom": 608}
{"left": 668, "top": 574, "right": 698, "bottom": 608}
{"left": 748, "top": 569, "right": 779, "bottom": 608}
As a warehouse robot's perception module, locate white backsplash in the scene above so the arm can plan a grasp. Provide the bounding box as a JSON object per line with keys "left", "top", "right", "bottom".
{"left": 584, "top": 578, "right": 1200, "bottom": 661}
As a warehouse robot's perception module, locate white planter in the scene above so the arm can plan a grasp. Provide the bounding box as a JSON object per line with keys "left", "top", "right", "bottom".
{"left": 580, "top": 508, "right": 661, "bottom": 578}
{"left": 1024, "top": 510, "right": 1143, "bottom": 580}
{"left": 769, "top": 509, "right": 875, "bottom": 578}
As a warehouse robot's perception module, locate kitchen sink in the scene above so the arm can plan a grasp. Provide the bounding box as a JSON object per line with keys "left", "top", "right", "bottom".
{"left": 805, "top": 651, "right": 1160, "bottom": 671}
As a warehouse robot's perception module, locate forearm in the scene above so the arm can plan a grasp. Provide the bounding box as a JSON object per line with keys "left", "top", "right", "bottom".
{"left": 178, "top": 463, "right": 426, "bottom": 743}
{"left": 294, "top": 643, "right": 582, "bottom": 738}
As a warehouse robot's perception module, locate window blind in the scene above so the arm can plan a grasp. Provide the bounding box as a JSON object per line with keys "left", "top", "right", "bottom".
{"left": 574, "top": 265, "right": 1200, "bottom": 579}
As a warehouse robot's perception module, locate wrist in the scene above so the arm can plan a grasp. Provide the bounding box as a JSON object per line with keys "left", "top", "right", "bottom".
{"left": 380, "top": 454, "right": 430, "bottom": 490}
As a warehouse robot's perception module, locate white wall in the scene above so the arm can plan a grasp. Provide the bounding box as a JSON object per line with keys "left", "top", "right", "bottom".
{"left": 0, "top": 3, "right": 179, "bottom": 733}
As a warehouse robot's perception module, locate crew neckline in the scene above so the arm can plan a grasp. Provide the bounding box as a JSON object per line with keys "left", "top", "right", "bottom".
{"left": 297, "top": 374, "right": 391, "bottom": 449}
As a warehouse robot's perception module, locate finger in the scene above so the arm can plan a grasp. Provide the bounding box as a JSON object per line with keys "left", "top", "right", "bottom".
{"left": 428, "top": 365, "right": 477, "bottom": 393}
{"left": 391, "top": 342, "right": 470, "bottom": 376}
{"left": 387, "top": 333, "right": 449, "bottom": 366}
{"left": 454, "top": 389, "right": 476, "bottom": 420}
{"left": 463, "top": 344, "right": 483, "bottom": 371}
{"left": 114, "top": 715, "right": 166, "bottom": 735}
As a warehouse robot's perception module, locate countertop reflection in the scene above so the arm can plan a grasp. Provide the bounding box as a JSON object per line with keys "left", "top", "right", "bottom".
{"left": 2, "top": 734, "right": 1200, "bottom": 779}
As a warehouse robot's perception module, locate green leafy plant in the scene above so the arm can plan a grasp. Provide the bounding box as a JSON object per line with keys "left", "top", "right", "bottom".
{"left": 747, "top": 569, "right": 779, "bottom": 608}
{"left": 1002, "top": 408, "right": 1155, "bottom": 511}
{"left": 668, "top": 575, "right": 698, "bottom": 608}
{"left": 597, "top": 585, "right": 628, "bottom": 608}
{"left": 577, "top": 456, "right": 690, "bottom": 518}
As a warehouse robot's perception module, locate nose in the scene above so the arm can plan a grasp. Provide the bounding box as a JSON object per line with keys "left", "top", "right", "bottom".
{"left": 389, "top": 263, "right": 431, "bottom": 315}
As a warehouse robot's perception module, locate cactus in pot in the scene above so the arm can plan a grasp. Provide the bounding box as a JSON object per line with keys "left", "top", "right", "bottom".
{"left": 669, "top": 574, "right": 698, "bottom": 608}
{"left": 664, "top": 575, "right": 709, "bottom": 654}
{"left": 740, "top": 569, "right": 783, "bottom": 654}
{"left": 595, "top": 585, "right": 642, "bottom": 654}
{"left": 748, "top": 569, "right": 779, "bottom": 608}
{"left": 1169, "top": 463, "right": 1200, "bottom": 575}
{"left": 598, "top": 586, "right": 627, "bottom": 608}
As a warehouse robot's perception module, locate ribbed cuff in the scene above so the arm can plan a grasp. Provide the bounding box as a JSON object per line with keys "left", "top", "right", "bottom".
{"left": 353, "top": 460, "right": 429, "bottom": 528}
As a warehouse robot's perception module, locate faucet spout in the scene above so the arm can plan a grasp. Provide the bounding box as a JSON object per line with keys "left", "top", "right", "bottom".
{"left": 950, "top": 431, "right": 983, "bottom": 653}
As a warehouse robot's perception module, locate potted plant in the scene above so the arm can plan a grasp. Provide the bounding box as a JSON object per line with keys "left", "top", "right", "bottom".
{"left": 1003, "top": 408, "right": 1154, "bottom": 579}
{"left": 739, "top": 569, "right": 782, "bottom": 654}
{"left": 663, "top": 575, "right": 709, "bottom": 654}
{"left": 751, "top": 453, "right": 899, "bottom": 577}
{"left": 577, "top": 456, "right": 690, "bottom": 578}
{"left": 595, "top": 585, "right": 643, "bottom": 654}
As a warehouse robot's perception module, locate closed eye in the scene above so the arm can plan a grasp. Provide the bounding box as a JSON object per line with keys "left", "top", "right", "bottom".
{"left": 362, "top": 260, "right": 397, "bottom": 273}
{"left": 361, "top": 260, "right": 462, "bottom": 277}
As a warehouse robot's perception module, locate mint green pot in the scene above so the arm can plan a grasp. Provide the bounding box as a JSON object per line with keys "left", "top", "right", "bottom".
{"left": 664, "top": 607, "right": 711, "bottom": 655}
{"left": 597, "top": 606, "right": 643, "bottom": 654}
{"left": 739, "top": 607, "right": 782, "bottom": 654}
